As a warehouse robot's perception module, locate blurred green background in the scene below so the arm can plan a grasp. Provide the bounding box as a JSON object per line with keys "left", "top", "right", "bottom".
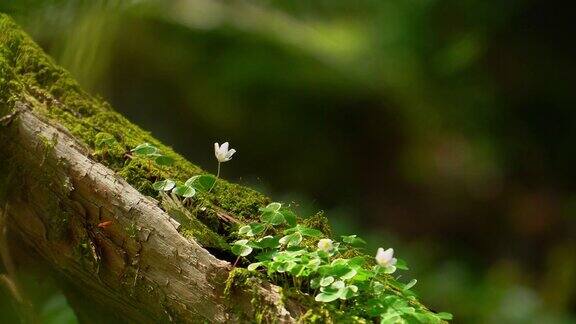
{"left": 1, "top": 0, "right": 575, "bottom": 323}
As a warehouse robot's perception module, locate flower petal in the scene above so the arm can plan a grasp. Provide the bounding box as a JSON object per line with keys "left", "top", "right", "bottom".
{"left": 382, "top": 248, "right": 394, "bottom": 261}
{"left": 214, "top": 143, "right": 221, "bottom": 158}
{"left": 226, "top": 149, "right": 236, "bottom": 159}
{"left": 221, "top": 142, "right": 229, "bottom": 153}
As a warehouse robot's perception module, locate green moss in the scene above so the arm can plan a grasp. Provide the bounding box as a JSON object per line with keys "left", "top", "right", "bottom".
{"left": 250, "top": 292, "right": 275, "bottom": 324}
{"left": 181, "top": 227, "right": 229, "bottom": 250}
{"left": 191, "top": 198, "right": 226, "bottom": 233}
{"left": 0, "top": 13, "right": 270, "bottom": 236}
{"left": 223, "top": 268, "right": 280, "bottom": 323}
{"left": 92, "top": 132, "right": 127, "bottom": 168}
{"left": 223, "top": 268, "right": 253, "bottom": 297}
{"left": 116, "top": 161, "right": 158, "bottom": 196}
{"left": 126, "top": 223, "right": 138, "bottom": 239}
{"left": 303, "top": 211, "right": 332, "bottom": 237}
{"left": 298, "top": 308, "right": 334, "bottom": 324}
{"left": 281, "top": 288, "right": 336, "bottom": 324}
{"left": 211, "top": 183, "right": 270, "bottom": 221}
{"left": 160, "top": 193, "right": 228, "bottom": 249}
{"left": 38, "top": 133, "right": 57, "bottom": 166}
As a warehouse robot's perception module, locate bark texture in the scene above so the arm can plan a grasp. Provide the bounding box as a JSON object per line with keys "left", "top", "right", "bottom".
{"left": 0, "top": 101, "right": 301, "bottom": 323}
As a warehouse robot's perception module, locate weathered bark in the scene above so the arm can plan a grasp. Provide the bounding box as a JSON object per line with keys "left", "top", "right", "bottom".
{"left": 0, "top": 15, "right": 300, "bottom": 323}
{"left": 0, "top": 104, "right": 298, "bottom": 323}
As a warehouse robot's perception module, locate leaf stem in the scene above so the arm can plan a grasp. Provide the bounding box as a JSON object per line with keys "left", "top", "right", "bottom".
{"left": 370, "top": 266, "right": 380, "bottom": 288}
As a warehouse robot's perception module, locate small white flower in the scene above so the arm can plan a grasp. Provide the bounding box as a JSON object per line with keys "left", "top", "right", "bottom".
{"left": 214, "top": 142, "right": 236, "bottom": 163}
{"left": 317, "top": 238, "right": 333, "bottom": 252}
{"left": 375, "top": 247, "right": 397, "bottom": 268}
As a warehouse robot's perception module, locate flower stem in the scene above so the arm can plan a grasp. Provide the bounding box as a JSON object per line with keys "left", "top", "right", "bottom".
{"left": 208, "top": 162, "right": 220, "bottom": 193}
{"left": 370, "top": 266, "right": 380, "bottom": 288}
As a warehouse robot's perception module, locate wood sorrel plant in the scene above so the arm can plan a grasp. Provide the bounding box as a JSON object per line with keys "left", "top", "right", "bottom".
{"left": 231, "top": 203, "right": 453, "bottom": 322}
{"left": 144, "top": 140, "right": 451, "bottom": 322}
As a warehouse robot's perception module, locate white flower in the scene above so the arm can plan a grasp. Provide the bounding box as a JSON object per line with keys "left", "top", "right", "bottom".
{"left": 214, "top": 142, "right": 236, "bottom": 163}
{"left": 317, "top": 238, "right": 333, "bottom": 252}
{"left": 375, "top": 247, "right": 397, "bottom": 268}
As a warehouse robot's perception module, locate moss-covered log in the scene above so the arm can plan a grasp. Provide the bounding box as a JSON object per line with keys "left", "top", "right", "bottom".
{"left": 0, "top": 14, "right": 302, "bottom": 323}
{"left": 0, "top": 13, "right": 441, "bottom": 323}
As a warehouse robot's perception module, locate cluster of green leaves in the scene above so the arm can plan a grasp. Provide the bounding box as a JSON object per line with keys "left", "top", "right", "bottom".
{"left": 129, "top": 141, "right": 218, "bottom": 200}
{"left": 231, "top": 202, "right": 453, "bottom": 323}
{"left": 126, "top": 141, "right": 451, "bottom": 322}
{"left": 152, "top": 174, "right": 216, "bottom": 199}
{"left": 131, "top": 142, "right": 174, "bottom": 166}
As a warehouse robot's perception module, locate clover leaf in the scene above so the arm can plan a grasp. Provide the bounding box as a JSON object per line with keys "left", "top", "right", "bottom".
{"left": 284, "top": 225, "right": 322, "bottom": 237}
{"left": 320, "top": 276, "right": 335, "bottom": 287}
{"left": 281, "top": 209, "right": 297, "bottom": 227}
{"left": 404, "top": 279, "right": 417, "bottom": 291}
{"left": 260, "top": 202, "right": 282, "bottom": 213}
{"left": 231, "top": 239, "right": 253, "bottom": 257}
{"left": 261, "top": 210, "right": 285, "bottom": 225}
{"left": 238, "top": 223, "right": 266, "bottom": 237}
{"left": 154, "top": 155, "right": 174, "bottom": 166}
{"left": 185, "top": 175, "right": 216, "bottom": 192}
{"left": 341, "top": 284, "right": 359, "bottom": 300}
{"left": 152, "top": 179, "right": 175, "bottom": 191}
{"left": 315, "top": 280, "right": 345, "bottom": 302}
{"left": 395, "top": 258, "right": 409, "bottom": 270}
{"left": 279, "top": 232, "right": 302, "bottom": 247}
{"left": 341, "top": 234, "right": 366, "bottom": 247}
{"left": 172, "top": 185, "right": 196, "bottom": 198}
{"left": 247, "top": 262, "right": 264, "bottom": 271}
{"left": 131, "top": 142, "right": 159, "bottom": 156}
{"left": 255, "top": 236, "right": 280, "bottom": 249}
